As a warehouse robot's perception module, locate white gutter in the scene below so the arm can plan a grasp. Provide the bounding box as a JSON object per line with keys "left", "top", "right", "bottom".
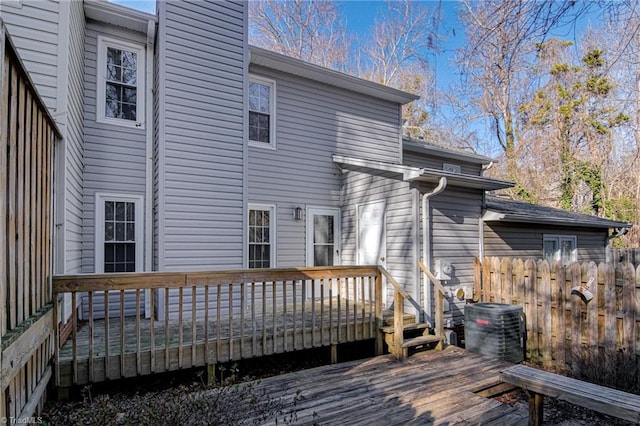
{"left": 144, "top": 19, "right": 155, "bottom": 317}
{"left": 422, "top": 177, "right": 447, "bottom": 324}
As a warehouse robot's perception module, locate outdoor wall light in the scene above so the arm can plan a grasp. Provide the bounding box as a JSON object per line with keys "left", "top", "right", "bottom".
{"left": 294, "top": 207, "right": 303, "bottom": 221}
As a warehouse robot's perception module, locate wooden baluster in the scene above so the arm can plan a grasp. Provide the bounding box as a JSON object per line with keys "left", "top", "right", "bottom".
{"left": 88, "top": 292, "right": 94, "bottom": 383}
{"left": 360, "top": 276, "right": 366, "bottom": 339}
{"left": 283, "top": 280, "right": 287, "bottom": 352}
{"left": 292, "top": 280, "right": 297, "bottom": 350}
{"left": 136, "top": 289, "right": 141, "bottom": 375}
{"left": 229, "top": 282, "right": 234, "bottom": 360}
{"left": 302, "top": 280, "right": 307, "bottom": 349}
{"left": 178, "top": 287, "right": 183, "bottom": 368}
{"left": 336, "top": 277, "right": 342, "bottom": 343}
{"left": 251, "top": 281, "right": 256, "bottom": 356}
{"left": 312, "top": 279, "right": 316, "bottom": 346}
{"left": 262, "top": 281, "right": 266, "bottom": 356}
{"left": 216, "top": 284, "right": 221, "bottom": 362}
{"left": 353, "top": 277, "right": 358, "bottom": 340}
{"left": 329, "top": 278, "right": 333, "bottom": 345}
{"left": 120, "top": 290, "right": 125, "bottom": 377}
{"left": 272, "top": 280, "right": 276, "bottom": 354}
{"left": 320, "top": 278, "right": 325, "bottom": 345}
{"left": 164, "top": 288, "right": 169, "bottom": 372}
{"left": 204, "top": 285, "right": 209, "bottom": 364}
{"left": 150, "top": 289, "right": 155, "bottom": 373}
{"left": 105, "top": 290, "right": 110, "bottom": 380}
{"left": 192, "top": 286, "right": 196, "bottom": 367}
{"left": 72, "top": 291, "right": 77, "bottom": 384}
{"left": 240, "top": 282, "right": 245, "bottom": 358}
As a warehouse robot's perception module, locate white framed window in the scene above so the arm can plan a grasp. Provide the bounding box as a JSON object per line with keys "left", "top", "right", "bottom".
{"left": 248, "top": 75, "right": 276, "bottom": 149}
{"left": 95, "top": 193, "right": 144, "bottom": 273}
{"left": 248, "top": 204, "right": 276, "bottom": 268}
{"left": 96, "top": 36, "right": 145, "bottom": 128}
{"left": 543, "top": 234, "right": 577, "bottom": 265}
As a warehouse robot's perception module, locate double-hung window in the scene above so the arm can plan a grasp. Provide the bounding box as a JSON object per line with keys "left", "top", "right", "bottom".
{"left": 543, "top": 235, "right": 577, "bottom": 265}
{"left": 248, "top": 205, "right": 275, "bottom": 268}
{"left": 97, "top": 36, "right": 145, "bottom": 128}
{"left": 248, "top": 76, "right": 276, "bottom": 148}
{"left": 95, "top": 194, "right": 144, "bottom": 273}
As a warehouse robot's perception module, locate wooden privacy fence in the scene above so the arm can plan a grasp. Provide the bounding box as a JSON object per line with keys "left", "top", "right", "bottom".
{"left": 0, "top": 21, "right": 59, "bottom": 420}
{"left": 53, "top": 266, "right": 387, "bottom": 388}
{"left": 474, "top": 257, "right": 640, "bottom": 390}
{"left": 611, "top": 248, "right": 640, "bottom": 266}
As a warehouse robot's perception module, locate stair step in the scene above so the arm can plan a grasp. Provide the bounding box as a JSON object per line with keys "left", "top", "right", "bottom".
{"left": 382, "top": 313, "right": 416, "bottom": 327}
{"left": 401, "top": 334, "right": 444, "bottom": 349}
{"left": 380, "top": 322, "right": 430, "bottom": 334}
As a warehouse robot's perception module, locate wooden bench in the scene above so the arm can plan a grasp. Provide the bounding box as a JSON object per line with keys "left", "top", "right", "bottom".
{"left": 501, "top": 364, "right": 640, "bottom": 425}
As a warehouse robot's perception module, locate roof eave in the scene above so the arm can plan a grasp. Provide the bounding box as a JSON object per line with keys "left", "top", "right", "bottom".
{"left": 249, "top": 46, "right": 419, "bottom": 105}
{"left": 84, "top": 0, "right": 157, "bottom": 34}
{"left": 483, "top": 210, "right": 632, "bottom": 229}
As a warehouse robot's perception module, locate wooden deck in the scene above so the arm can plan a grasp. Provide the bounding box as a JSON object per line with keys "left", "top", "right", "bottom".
{"left": 245, "top": 346, "right": 527, "bottom": 425}
{"left": 57, "top": 298, "right": 377, "bottom": 387}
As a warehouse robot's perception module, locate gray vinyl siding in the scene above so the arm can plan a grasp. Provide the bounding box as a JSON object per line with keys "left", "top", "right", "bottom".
{"left": 63, "top": 0, "right": 85, "bottom": 274}
{"left": 0, "top": 0, "right": 59, "bottom": 110}
{"left": 428, "top": 187, "right": 483, "bottom": 325}
{"left": 249, "top": 65, "right": 402, "bottom": 163}
{"left": 159, "top": 0, "right": 246, "bottom": 271}
{"left": 340, "top": 170, "right": 417, "bottom": 308}
{"left": 81, "top": 24, "right": 147, "bottom": 273}
{"left": 248, "top": 65, "right": 402, "bottom": 267}
{"left": 403, "top": 150, "right": 483, "bottom": 176}
{"left": 483, "top": 223, "right": 608, "bottom": 263}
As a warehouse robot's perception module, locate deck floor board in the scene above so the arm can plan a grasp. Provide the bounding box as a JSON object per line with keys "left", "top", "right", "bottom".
{"left": 244, "top": 346, "right": 526, "bottom": 425}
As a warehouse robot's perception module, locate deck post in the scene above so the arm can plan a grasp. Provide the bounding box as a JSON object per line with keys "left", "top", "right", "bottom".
{"left": 375, "top": 268, "right": 384, "bottom": 356}
{"left": 527, "top": 390, "right": 543, "bottom": 426}
{"left": 330, "top": 344, "right": 337, "bottom": 364}
{"left": 206, "top": 363, "right": 216, "bottom": 386}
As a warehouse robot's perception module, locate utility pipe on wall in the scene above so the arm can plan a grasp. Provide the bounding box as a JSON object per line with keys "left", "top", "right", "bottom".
{"left": 422, "top": 177, "right": 447, "bottom": 324}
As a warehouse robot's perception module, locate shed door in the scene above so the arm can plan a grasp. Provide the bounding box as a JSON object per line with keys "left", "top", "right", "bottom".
{"left": 357, "top": 201, "right": 387, "bottom": 304}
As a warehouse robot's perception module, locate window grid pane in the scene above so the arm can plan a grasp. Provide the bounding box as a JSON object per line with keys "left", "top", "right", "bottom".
{"left": 249, "top": 80, "right": 271, "bottom": 143}
{"left": 104, "top": 201, "right": 136, "bottom": 272}
{"left": 105, "top": 47, "right": 137, "bottom": 121}
{"left": 248, "top": 208, "right": 271, "bottom": 268}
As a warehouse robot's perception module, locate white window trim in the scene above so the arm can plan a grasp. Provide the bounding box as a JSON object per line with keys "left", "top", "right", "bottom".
{"left": 247, "top": 203, "right": 277, "bottom": 268}
{"left": 95, "top": 193, "right": 144, "bottom": 273}
{"left": 248, "top": 75, "right": 276, "bottom": 150}
{"left": 96, "top": 35, "right": 146, "bottom": 129}
{"left": 543, "top": 234, "right": 577, "bottom": 264}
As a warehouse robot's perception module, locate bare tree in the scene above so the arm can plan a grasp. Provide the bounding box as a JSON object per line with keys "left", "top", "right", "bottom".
{"left": 249, "top": 0, "right": 351, "bottom": 71}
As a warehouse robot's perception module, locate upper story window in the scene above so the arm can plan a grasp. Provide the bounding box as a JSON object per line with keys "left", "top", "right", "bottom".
{"left": 97, "top": 36, "right": 145, "bottom": 128}
{"left": 543, "top": 234, "right": 577, "bottom": 265}
{"left": 249, "top": 75, "right": 276, "bottom": 148}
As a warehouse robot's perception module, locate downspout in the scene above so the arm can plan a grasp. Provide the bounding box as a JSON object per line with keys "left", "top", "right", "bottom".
{"left": 422, "top": 177, "right": 447, "bottom": 324}
{"left": 144, "top": 20, "right": 155, "bottom": 317}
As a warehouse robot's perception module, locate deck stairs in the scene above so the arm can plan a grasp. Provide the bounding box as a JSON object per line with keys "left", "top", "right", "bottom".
{"left": 381, "top": 313, "right": 444, "bottom": 358}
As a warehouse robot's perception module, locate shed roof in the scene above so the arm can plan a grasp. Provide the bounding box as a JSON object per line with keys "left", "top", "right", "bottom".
{"left": 484, "top": 197, "right": 631, "bottom": 229}
{"left": 249, "top": 46, "right": 419, "bottom": 105}
{"left": 403, "top": 138, "right": 495, "bottom": 165}
{"left": 333, "top": 155, "right": 513, "bottom": 191}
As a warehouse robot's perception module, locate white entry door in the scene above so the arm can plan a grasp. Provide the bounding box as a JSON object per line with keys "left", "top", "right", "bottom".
{"left": 306, "top": 207, "right": 341, "bottom": 266}
{"left": 306, "top": 207, "right": 340, "bottom": 297}
{"left": 357, "top": 201, "right": 387, "bottom": 304}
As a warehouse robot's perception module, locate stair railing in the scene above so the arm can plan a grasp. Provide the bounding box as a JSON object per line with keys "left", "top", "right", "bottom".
{"left": 377, "top": 266, "right": 412, "bottom": 359}
{"left": 417, "top": 261, "right": 446, "bottom": 340}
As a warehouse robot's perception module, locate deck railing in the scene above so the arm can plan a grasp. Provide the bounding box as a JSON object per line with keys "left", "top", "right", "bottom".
{"left": 53, "top": 265, "right": 387, "bottom": 386}
{"left": 0, "top": 21, "right": 59, "bottom": 420}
